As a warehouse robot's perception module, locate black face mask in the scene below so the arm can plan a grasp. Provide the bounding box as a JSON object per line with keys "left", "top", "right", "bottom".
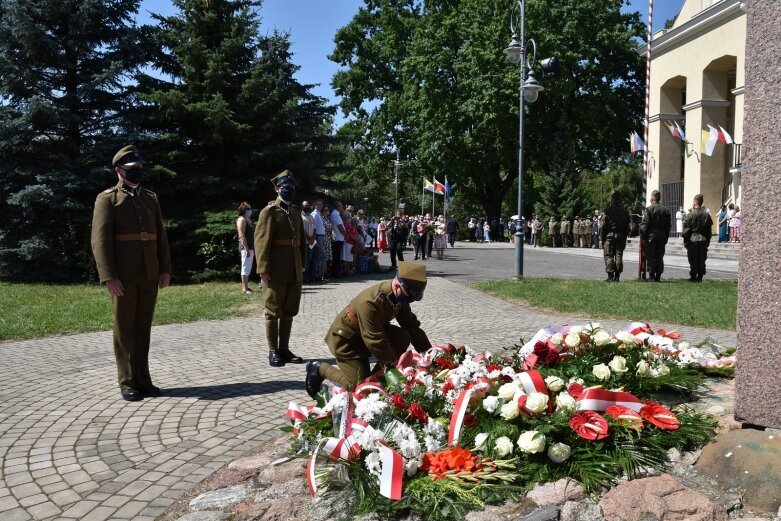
{"left": 121, "top": 167, "right": 143, "bottom": 185}
{"left": 279, "top": 184, "right": 295, "bottom": 202}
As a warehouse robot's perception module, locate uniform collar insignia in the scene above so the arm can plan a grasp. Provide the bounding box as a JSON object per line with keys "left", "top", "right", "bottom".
{"left": 120, "top": 184, "right": 141, "bottom": 197}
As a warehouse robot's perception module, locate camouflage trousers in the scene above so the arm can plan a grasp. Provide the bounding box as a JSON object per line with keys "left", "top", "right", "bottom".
{"left": 603, "top": 235, "right": 626, "bottom": 274}
{"left": 645, "top": 236, "right": 667, "bottom": 275}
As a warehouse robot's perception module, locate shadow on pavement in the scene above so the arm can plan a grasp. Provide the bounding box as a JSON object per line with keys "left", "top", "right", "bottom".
{"left": 162, "top": 381, "right": 303, "bottom": 400}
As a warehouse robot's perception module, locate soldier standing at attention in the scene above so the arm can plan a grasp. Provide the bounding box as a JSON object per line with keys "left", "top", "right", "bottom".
{"left": 255, "top": 170, "right": 307, "bottom": 367}
{"left": 560, "top": 215, "right": 570, "bottom": 247}
{"left": 640, "top": 190, "right": 672, "bottom": 282}
{"left": 682, "top": 194, "right": 713, "bottom": 282}
{"left": 305, "top": 262, "right": 431, "bottom": 396}
{"left": 91, "top": 146, "right": 171, "bottom": 402}
{"left": 600, "top": 191, "right": 630, "bottom": 282}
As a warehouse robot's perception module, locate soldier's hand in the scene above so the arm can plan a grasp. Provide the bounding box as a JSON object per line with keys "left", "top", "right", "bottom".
{"left": 106, "top": 279, "right": 124, "bottom": 297}
{"left": 159, "top": 273, "right": 171, "bottom": 288}
{"left": 261, "top": 272, "right": 271, "bottom": 286}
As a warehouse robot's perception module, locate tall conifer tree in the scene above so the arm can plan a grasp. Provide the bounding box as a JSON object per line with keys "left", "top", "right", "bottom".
{"left": 0, "top": 0, "right": 148, "bottom": 280}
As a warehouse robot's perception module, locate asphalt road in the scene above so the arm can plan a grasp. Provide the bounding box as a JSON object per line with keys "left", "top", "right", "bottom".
{"left": 377, "top": 241, "right": 738, "bottom": 283}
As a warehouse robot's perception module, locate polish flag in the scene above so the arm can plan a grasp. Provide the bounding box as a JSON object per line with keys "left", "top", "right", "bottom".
{"left": 718, "top": 126, "right": 733, "bottom": 144}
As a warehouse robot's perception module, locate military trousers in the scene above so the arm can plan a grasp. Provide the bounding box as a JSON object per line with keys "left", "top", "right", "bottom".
{"left": 687, "top": 242, "right": 708, "bottom": 280}
{"left": 645, "top": 236, "right": 667, "bottom": 276}
{"left": 112, "top": 278, "right": 159, "bottom": 390}
{"left": 263, "top": 278, "right": 302, "bottom": 319}
{"left": 319, "top": 324, "right": 411, "bottom": 389}
{"left": 603, "top": 235, "right": 626, "bottom": 274}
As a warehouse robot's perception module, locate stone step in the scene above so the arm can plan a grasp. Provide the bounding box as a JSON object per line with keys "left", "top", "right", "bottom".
{"left": 623, "top": 238, "right": 740, "bottom": 260}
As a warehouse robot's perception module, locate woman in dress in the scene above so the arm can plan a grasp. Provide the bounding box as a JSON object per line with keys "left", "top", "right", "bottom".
{"left": 377, "top": 216, "right": 388, "bottom": 253}
{"left": 342, "top": 213, "right": 357, "bottom": 276}
{"left": 731, "top": 206, "right": 742, "bottom": 242}
{"left": 726, "top": 203, "right": 736, "bottom": 242}
{"left": 716, "top": 204, "right": 729, "bottom": 243}
{"left": 236, "top": 201, "right": 254, "bottom": 294}
{"left": 434, "top": 216, "right": 447, "bottom": 259}
{"left": 321, "top": 206, "right": 333, "bottom": 281}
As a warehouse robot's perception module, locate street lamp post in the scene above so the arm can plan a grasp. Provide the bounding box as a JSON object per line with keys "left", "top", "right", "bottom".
{"left": 504, "top": 1, "right": 544, "bottom": 279}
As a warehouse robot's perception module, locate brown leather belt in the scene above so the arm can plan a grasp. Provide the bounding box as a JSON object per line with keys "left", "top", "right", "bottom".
{"left": 272, "top": 239, "right": 300, "bottom": 246}
{"left": 345, "top": 306, "right": 359, "bottom": 328}
{"left": 115, "top": 232, "right": 157, "bottom": 241}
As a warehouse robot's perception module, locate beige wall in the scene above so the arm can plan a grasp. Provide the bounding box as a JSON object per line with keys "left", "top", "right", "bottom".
{"left": 647, "top": 0, "right": 746, "bottom": 215}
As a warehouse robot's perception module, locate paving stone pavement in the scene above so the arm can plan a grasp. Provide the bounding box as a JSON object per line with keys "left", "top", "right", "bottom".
{"left": 0, "top": 267, "right": 737, "bottom": 520}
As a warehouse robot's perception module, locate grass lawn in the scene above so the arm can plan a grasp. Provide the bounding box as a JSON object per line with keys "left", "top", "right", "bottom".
{"left": 0, "top": 281, "right": 260, "bottom": 341}
{"left": 475, "top": 278, "right": 737, "bottom": 330}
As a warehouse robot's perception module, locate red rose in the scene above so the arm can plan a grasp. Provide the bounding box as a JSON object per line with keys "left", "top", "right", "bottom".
{"left": 463, "top": 414, "right": 477, "bottom": 429}
{"left": 409, "top": 403, "right": 429, "bottom": 423}
{"left": 567, "top": 382, "right": 584, "bottom": 399}
{"left": 442, "top": 380, "right": 455, "bottom": 394}
{"left": 605, "top": 405, "right": 643, "bottom": 430}
{"left": 570, "top": 411, "right": 609, "bottom": 440}
{"left": 391, "top": 393, "right": 407, "bottom": 410}
{"left": 640, "top": 402, "right": 680, "bottom": 430}
{"left": 533, "top": 341, "right": 548, "bottom": 355}
{"left": 499, "top": 374, "right": 513, "bottom": 383}
{"left": 544, "top": 350, "right": 561, "bottom": 366}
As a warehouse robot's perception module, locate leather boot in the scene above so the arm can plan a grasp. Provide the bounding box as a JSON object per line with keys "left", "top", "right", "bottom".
{"left": 605, "top": 272, "right": 614, "bottom": 282}
{"left": 265, "top": 316, "right": 284, "bottom": 367}
{"left": 278, "top": 318, "right": 304, "bottom": 364}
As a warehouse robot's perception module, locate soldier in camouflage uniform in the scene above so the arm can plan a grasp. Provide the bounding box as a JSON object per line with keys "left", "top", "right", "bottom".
{"left": 91, "top": 146, "right": 171, "bottom": 401}
{"left": 600, "top": 191, "right": 630, "bottom": 282}
{"left": 305, "top": 262, "right": 431, "bottom": 395}
{"left": 681, "top": 194, "right": 713, "bottom": 282}
{"left": 255, "top": 170, "right": 308, "bottom": 367}
{"left": 640, "top": 190, "right": 672, "bottom": 282}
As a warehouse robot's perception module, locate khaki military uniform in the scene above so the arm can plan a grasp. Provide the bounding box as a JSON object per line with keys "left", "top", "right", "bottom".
{"left": 640, "top": 202, "right": 672, "bottom": 279}
{"left": 561, "top": 219, "right": 570, "bottom": 247}
{"left": 549, "top": 218, "right": 559, "bottom": 247}
{"left": 318, "top": 281, "right": 431, "bottom": 389}
{"left": 600, "top": 204, "right": 630, "bottom": 276}
{"left": 255, "top": 197, "right": 307, "bottom": 352}
{"left": 682, "top": 208, "right": 713, "bottom": 281}
{"left": 91, "top": 181, "right": 171, "bottom": 390}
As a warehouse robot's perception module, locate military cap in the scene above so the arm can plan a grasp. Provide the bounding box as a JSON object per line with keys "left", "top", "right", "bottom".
{"left": 271, "top": 169, "right": 295, "bottom": 186}
{"left": 396, "top": 261, "right": 427, "bottom": 301}
{"left": 112, "top": 145, "right": 146, "bottom": 167}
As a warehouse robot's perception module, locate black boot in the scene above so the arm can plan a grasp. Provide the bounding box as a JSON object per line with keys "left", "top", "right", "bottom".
{"left": 655, "top": 273, "right": 661, "bottom": 282}
{"left": 613, "top": 273, "right": 620, "bottom": 282}
{"left": 305, "top": 361, "right": 323, "bottom": 399}
{"left": 268, "top": 351, "right": 285, "bottom": 367}
{"left": 278, "top": 318, "right": 304, "bottom": 364}
{"left": 605, "top": 272, "right": 614, "bottom": 282}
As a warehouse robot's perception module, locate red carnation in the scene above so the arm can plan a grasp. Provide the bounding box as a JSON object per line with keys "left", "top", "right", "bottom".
{"left": 640, "top": 402, "right": 680, "bottom": 430}
{"left": 463, "top": 414, "right": 477, "bottom": 429}
{"left": 486, "top": 363, "right": 503, "bottom": 373}
{"left": 605, "top": 405, "right": 643, "bottom": 430}
{"left": 570, "top": 411, "right": 609, "bottom": 440}
{"left": 409, "top": 403, "right": 429, "bottom": 424}
{"left": 390, "top": 394, "right": 407, "bottom": 410}
{"left": 442, "top": 380, "right": 455, "bottom": 394}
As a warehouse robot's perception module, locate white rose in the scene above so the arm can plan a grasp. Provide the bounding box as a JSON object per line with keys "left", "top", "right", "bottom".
{"left": 569, "top": 326, "right": 584, "bottom": 335}
{"left": 494, "top": 436, "right": 514, "bottom": 457}
{"left": 497, "top": 382, "right": 519, "bottom": 401}
{"left": 545, "top": 376, "right": 565, "bottom": 392}
{"left": 656, "top": 364, "right": 670, "bottom": 376}
{"left": 565, "top": 333, "right": 581, "bottom": 348}
{"left": 500, "top": 400, "right": 520, "bottom": 420}
{"left": 547, "top": 442, "right": 572, "bottom": 463}
{"left": 593, "top": 331, "right": 611, "bottom": 346}
{"left": 568, "top": 377, "right": 584, "bottom": 386}
{"left": 678, "top": 341, "right": 690, "bottom": 350}
{"left": 550, "top": 332, "right": 564, "bottom": 345}
{"left": 589, "top": 322, "right": 603, "bottom": 331}
{"left": 474, "top": 432, "right": 489, "bottom": 451}
{"left": 482, "top": 396, "right": 499, "bottom": 414}
{"left": 616, "top": 331, "right": 635, "bottom": 344}
{"left": 636, "top": 360, "right": 651, "bottom": 376}
{"left": 556, "top": 392, "right": 577, "bottom": 411}
{"left": 517, "top": 430, "right": 546, "bottom": 454}
{"left": 525, "top": 392, "right": 549, "bottom": 414}
{"left": 592, "top": 363, "right": 611, "bottom": 381}
{"left": 608, "top": 356, "right": 629, "bottom": 373}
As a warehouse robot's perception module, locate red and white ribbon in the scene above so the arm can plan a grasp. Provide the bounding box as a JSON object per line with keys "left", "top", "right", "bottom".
{"left": 447, "top": 384, "right": 476, "bottom": 445}
{"left": 624, "top": 322, "right": 652, "bottom": 336}
{"left": 286, "top": 402, "right": 326, "bottom": 421}
{"left": 377, "top": 440, "right": 404, "bottom": 500}
{"left": 307, "top": 435, "right": 362, "bottom": 497}
{"left": 577, "top": 387, "right": 642, "bottom": 412}
{"left": 518, "top": 370, "right": 547, "bottom": 396}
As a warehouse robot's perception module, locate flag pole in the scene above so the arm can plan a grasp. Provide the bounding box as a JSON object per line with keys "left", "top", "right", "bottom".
{"left": 421, "top": 179, "right": 424, "bottom": 215}
{"left": 639, "top": 0, "right": 653, "bottom": 281}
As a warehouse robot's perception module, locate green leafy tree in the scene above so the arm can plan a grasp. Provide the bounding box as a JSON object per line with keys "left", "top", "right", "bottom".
{"left": 138, "top": 0, "right": 338, "bottom": 277}
{"left": 331, "top": 0, "right": 645, "bottom": 221}
{"left": 0, "top": 0, "right": 149, "bottom": 280}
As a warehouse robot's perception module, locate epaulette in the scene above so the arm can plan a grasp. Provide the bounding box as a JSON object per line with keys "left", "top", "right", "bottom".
{"left": 103, "top": 187, "right": 118, "bottom": 194}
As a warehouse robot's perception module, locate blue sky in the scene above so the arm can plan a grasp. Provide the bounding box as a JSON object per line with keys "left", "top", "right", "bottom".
{"left": 138, "top": 0, "right": 684, "bottom": 124}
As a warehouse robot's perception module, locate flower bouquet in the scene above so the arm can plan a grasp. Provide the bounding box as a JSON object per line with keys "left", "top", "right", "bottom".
{"left": 285, "top": 322, "right": 727, "bottom": 521}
